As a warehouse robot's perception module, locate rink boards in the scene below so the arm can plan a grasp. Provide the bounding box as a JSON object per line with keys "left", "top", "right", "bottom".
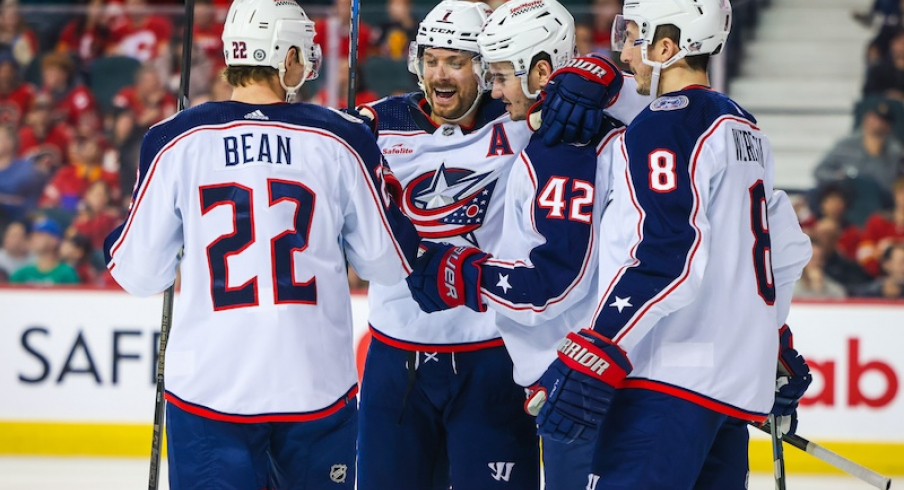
{"left": 0, "top": 287, "right": 901, "bottom": 475}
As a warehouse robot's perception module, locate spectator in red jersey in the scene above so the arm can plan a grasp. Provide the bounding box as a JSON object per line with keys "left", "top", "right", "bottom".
{"left": 41, "top": 135, "right": 118, "bottom": 213}
{"left": 314, "top": 0, "right": 374, "bottom": 63}
{"left": 193, "top": 0, "right": 225, "bottom": 71}
{"left": 0, "top": 124, "right": 45, "bottom": 224}
{"left": 71, "top": 179, "right": 122, "bottom": 251}
{"left": 18, "top": 93, "right": 70, "bottom": 168}
{"left": 0, "top": 49, "right": 32, "bottom": 126}
{"left": 588, "top": 0, "right": 622, "bottom": 57}
{"left": 56, "top": 0, "right": 111, "bottom": 73}
{"left": 35, "top": 52, "right": 99, "bottom": 127}
{"left": 59, "top": 231, "right": 94, "bottom": 284}
{"left": 107, "top": 0, "right": 173, "bottom": 65}
{"left": 112, "top": 62, "right": 176, "bottom": 130}
{"left": 312, "top": 57, "right": 378, "bottom": 108}
{"left": 0, "top": 0, "right": 38, "bottom": 68}
{"left": 857, "top": 177, "right": 904, "bottom": 276}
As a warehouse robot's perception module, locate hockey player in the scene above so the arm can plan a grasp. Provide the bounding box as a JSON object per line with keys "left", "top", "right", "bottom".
{"left": 523, "top": 0, "right": 813, "bottom": 487}
{"left": 102, "top": 0, "right": 419, "bottom": 488}
{"left": 403, "top": 0, "right": 630, "bottom": 487}
{"left": 356, "top": 3, "right": 542, "bottom": 488}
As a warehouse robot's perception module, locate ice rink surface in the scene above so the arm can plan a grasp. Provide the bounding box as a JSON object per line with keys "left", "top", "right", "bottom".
{"left": 0, "top": 457, "right": 899, "bottom": 489}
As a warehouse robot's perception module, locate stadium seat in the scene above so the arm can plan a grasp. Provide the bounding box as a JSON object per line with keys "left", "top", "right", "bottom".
{"left": 88, "top": 56, "right": 141, "bottom": 114}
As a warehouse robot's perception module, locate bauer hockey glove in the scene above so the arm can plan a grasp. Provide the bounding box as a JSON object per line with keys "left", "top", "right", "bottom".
{"left": 405, "top": 241, "right": 490, "bottom": 313}
{"left": 772, "top": 324, "right": 812, "bottom": 435}
{"left": 526, "top": 329, "right": 631, "bottom": 444}
{"left": 534, "top": 55, "right": 624, "bottom": 147}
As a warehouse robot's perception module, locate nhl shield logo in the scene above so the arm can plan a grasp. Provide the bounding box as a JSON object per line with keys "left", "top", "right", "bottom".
{"left": 329, "top": 464, "right": 348, "bottom": 483}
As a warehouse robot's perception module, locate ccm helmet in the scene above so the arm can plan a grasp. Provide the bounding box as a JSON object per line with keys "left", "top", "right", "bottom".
{"left": 408, "top": 0, "right": 493, "bottom": 93}
{"left": 478, "top": 0, "right": 576, "bottom": 99}
{"left": 222, "top": 0, "right": 322, "bottom": 100}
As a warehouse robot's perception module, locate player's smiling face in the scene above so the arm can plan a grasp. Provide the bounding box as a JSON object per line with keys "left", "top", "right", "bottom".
{"left": 620, "top": 21, "right": 653, "bottom": 95}
{"left": 488, "top": 62, "right": 531, "bottom": 121}
{"left": 421, "top": 48, "right": 480, "bottom": 124}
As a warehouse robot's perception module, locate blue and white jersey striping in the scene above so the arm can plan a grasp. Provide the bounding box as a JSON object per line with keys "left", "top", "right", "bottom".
{"left": 591, "top": 87, "right": 783, "bottom": 421}
{"left": 363, "top": 93, "right": 533, "bottom": 350}
{"left": 104, "top": 101, "right": 419, "bottom": 420}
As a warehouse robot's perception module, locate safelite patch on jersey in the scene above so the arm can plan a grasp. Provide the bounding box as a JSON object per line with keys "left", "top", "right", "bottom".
{"left": 650, "top": 95, "right": 689, "bottom": 111}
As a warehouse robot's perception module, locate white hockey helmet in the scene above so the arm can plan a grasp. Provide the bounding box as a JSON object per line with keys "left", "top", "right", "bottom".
{"left": 478, "top": 0, "right": 576, "bottom": 99}
{"left": 612, "top": 0, "right": 731, "bottom": 65}
{"left": 408, "top": 0, "right": 493, "bottom": 93}
{"left": 222, "top": 0, "right": 322, "bottom": 100}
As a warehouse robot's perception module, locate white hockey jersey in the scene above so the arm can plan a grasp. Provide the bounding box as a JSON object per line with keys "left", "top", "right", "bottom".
{"left": 364, "top": 93, "right": 532, "bottom": 349}
{"left": 481, "top": 125, "right": 625, "bottom": 386}
{"left": 104, "top": 101, "right": 419, "bottom": 420}
{"left": 591, "top": 87, "right": 788, "bottom": 422}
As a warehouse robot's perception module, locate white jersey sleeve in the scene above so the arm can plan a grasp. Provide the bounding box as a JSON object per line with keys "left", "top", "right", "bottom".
{"left": 768, "top": 190, "right": 812, "bottom": 325}
{"left": 605, "top": 74, "right": 654, "bottom": 125}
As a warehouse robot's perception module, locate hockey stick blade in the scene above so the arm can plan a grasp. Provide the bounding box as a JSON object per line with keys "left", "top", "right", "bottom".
{"left": 754, "top": 423, "right": 892, "bottom": 490}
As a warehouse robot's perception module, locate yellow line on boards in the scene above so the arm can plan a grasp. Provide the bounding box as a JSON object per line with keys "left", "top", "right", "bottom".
{"left": 749, "top": 439, "right": 904, "bottom": 475}
{"left": 0, "top": 422, "right": 166, "bottom": 457}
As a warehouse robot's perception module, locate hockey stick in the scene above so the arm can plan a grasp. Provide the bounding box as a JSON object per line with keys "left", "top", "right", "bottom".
{"left": 148, "top": 1, "right": 194, "bottom": 489}
{"left": 755, "top": 423, "right": 892, "bottom": 490}
{"left": 768, "top": 415, "right": 787, "bottom": 490}
{"left": 347, "top": 0, "right": 360, "bottom": 109}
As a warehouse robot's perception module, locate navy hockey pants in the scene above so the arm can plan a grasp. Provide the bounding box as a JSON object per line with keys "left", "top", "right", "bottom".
{"left": 589, "top": 388, "right": 751, "bottom": 490}
{"left": 165, "top": 399, "right": 356, "bottom": 490}
{"left": 358, "top": 335, "right": 540, "bottom": 490}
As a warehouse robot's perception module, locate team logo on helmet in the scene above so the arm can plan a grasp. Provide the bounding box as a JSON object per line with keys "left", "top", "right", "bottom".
{"left": 253, "top": 49, "right": 266, "bottom": 61}
{"left": 403, "top": 164, "right": 499, "bottom": 245}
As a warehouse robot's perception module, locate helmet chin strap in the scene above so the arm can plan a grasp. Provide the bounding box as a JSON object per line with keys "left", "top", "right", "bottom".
{"left": 278, "top": 60, "right": 309, "bottom": 103}
{"left": 641, "top": 43, "right": 688, "bottom": 97}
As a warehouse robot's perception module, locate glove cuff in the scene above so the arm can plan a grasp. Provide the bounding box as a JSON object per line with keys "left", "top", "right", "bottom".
{"left": 556, "top": 329, "right": 631, "bottom": 388}
{"left": 527, "top": 96, "right": 544, "bottom": 132}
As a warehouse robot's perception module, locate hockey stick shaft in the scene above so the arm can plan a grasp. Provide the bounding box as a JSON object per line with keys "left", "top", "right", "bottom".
{"left": 768, "top": 415, "right": 787, "bottom": 490}
{"left": 148, "top": 1, "right": 194, "bottom": 489}
{"left": 347, "top": 0, "right": 360, "bottom": 109}
{"left": 755, "top": 423, "right": 892, "bottom": 490}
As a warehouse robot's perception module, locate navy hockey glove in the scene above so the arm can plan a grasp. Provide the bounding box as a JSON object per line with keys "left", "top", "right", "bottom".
{"left": 534, "top": 55, "right": 624, "bottom": 147}
{"left": 772, "top": 324, "right": 812, "bottom": 435}
{"left": 526, "top": 329, "right": 631, "bottom": 444}
{"left": 405, "top": 241, "right": 490, "bottom": 313}
{"left": 340, "top": 106, "right": 378, "bottom": 138}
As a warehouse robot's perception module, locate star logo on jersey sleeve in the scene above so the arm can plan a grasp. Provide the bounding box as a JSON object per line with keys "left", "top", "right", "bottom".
{"left": 496, "top": 273, "right": 512, "bottom": 294}
{"left": 609, "top": 296, "right": 632, "bottom": 313}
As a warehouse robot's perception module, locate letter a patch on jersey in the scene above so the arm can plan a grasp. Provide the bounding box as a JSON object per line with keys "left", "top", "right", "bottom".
{"left": 487, "top": 123, "right": 514, "bottom": 156}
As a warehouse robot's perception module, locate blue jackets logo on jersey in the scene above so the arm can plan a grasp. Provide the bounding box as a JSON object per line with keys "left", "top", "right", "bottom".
{"left": 650, "top": 95, "right": 689, "bottom": 111}
{"left": 402, "top": 163, "right": 498, "bottom": 245}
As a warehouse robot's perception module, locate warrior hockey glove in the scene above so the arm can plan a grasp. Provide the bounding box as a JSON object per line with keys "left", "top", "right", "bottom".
{"left": 772, "top": 324, "right": 812, "bottom": 435}
{"left": 527, "top": 329, "right": 631, "bottom": 444}
{"left": 534, "top": 55, "right": 624, "bottom": 147}
{"left": 405, "top": 241, "right": 490, "bottom": 313}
